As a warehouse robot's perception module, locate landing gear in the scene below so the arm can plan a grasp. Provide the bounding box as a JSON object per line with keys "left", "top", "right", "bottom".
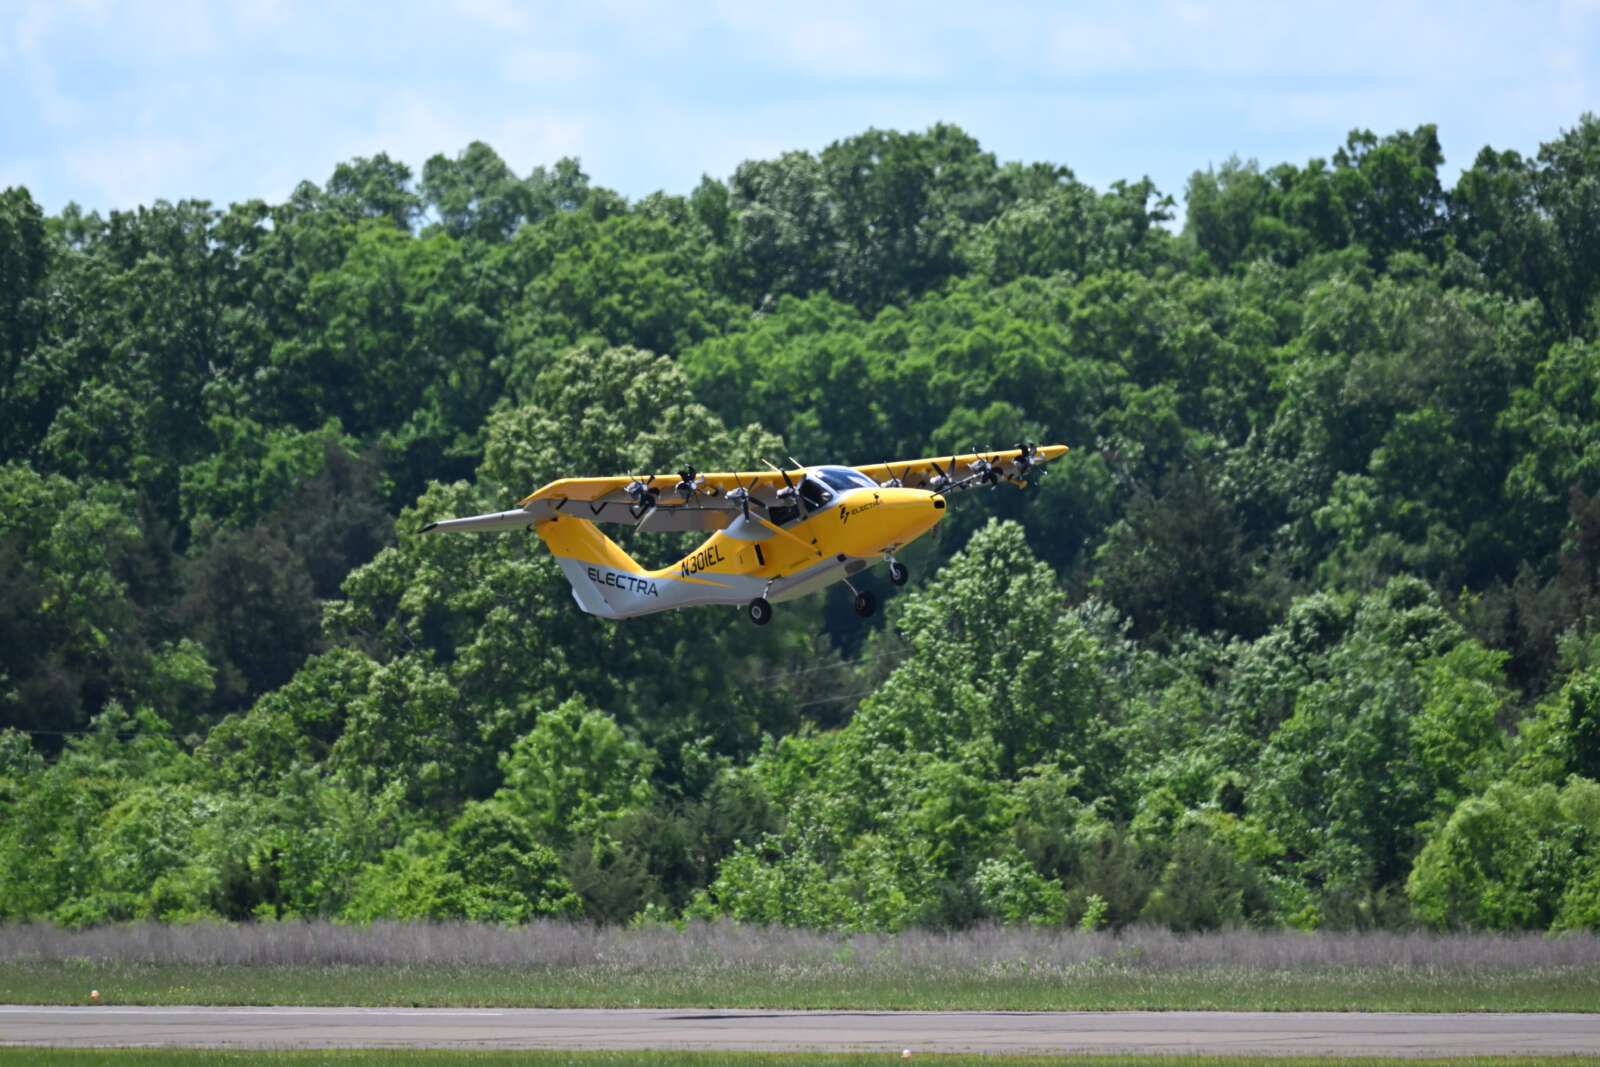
{"left": 853, "top": 589, "right": 877, "bottom": 618}
{"left": 748, "top": 597, "right": 772, "bottom": 626}
{"left": 887, "top": 560, "right": 909, "bottom": 587}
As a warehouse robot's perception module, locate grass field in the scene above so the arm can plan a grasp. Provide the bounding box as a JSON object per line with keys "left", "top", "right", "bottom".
{"left": 5, "top": 959, "right": 1600, "bottom": 1012}
{"left": 4, "top": 1055, "right": 1600, "bottom": 1067}
{"left": 4, "top": 922, "right": 1598, "bottom": 1013}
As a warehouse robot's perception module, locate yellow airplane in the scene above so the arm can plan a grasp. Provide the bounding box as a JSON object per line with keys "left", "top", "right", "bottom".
{"left": 424, "top": 444, "right": 1068, "bottom": 624}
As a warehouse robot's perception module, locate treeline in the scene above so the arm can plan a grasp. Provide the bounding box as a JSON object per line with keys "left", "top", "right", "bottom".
{"left": 2, "top": 118, "right": 1600, "bottom": 932}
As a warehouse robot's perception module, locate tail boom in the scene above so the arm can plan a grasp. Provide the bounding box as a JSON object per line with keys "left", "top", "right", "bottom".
{"left": 537, "top": 514, "right": 758, "bottom": 619}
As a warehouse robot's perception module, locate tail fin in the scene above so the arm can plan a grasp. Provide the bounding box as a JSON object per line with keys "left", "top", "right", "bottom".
{"left": 535, "top": 515, "right": 656, "bottom": 618}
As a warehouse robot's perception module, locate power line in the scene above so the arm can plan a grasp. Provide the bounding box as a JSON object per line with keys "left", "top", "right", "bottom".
{"left": 743, "top": 651, "right": 896, "bottom": 687}
{"left": 792, "top": 689, "right": 877, "bottom": 711}
{"left": 6, "top": 726, "right": 170, "bottom": 738}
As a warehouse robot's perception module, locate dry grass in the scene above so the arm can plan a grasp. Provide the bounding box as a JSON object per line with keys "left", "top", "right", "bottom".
{"left": 1, "top": 1055, "right": 1597, "bottom": 1067}
{"left": 3, "top": 920, "right": 1596, "bottom": 973}
{"left": 4, "top": 922, "right": 1597, "bottom": 1012}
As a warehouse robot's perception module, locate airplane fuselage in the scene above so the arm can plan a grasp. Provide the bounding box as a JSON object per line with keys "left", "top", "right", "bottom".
{"left": 423, "top": 445, "right": 1067, "bottom": 626}
{"left": 538, "top": 485, "right": 946, "bottom": 619}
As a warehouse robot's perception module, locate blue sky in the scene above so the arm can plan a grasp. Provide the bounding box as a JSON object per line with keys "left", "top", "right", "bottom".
{"left": 3, "top": 1, "right": 1596, "bottom": 219}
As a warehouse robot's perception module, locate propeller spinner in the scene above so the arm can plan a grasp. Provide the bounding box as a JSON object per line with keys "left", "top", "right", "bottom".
{"left": 674, "top": 466, "right": 706, "bottom": 503}
{"left": 624, "top": 475, "right": 659, "bottom": 519}
{"left": 1011, "top": 441, "right": 1047, "bottom": 480}
{"left": 968, "top": 447, "right": 1004, "bottom": 487}
{"left": 726, "top": 472, "right": 766, "bottom": 521}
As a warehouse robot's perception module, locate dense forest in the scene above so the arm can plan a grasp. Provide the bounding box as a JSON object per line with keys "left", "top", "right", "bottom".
{"left": 3, "top": 117, "right": 1600, "bottom": 933}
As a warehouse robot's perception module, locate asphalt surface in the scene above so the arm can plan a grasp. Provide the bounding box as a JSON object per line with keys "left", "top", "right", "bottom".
{"left": 5, "top": 1006, "right": 1600, "bottom": 1056}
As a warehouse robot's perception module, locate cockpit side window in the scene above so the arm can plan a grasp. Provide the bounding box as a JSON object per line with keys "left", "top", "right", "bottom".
{"left": 798, "top": 476, "right": 832, "bottom": 510}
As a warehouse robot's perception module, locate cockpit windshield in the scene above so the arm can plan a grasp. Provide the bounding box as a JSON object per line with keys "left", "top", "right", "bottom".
{"left": 815, "top": 466, "right": 879, "bottom": 493}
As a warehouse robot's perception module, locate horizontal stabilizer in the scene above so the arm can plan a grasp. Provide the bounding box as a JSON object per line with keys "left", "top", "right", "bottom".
{"left": 420, "top": 506, "right": 548, "bottom": 534}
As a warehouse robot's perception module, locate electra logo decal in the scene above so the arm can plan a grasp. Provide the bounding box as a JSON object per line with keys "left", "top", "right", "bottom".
{"left": 839, "top": 500, "right": 881, "bottom": 526}
{"left": 586, "top": 566, "right": 659, "bottom": 597}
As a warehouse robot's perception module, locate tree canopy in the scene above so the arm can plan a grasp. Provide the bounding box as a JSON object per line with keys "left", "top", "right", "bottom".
{"left": 5, "top": 119, "right": 1600, "bottom": 931}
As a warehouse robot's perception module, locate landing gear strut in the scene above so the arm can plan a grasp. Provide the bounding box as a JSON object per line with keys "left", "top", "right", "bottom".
{"left": 747, "top": 596, "right": 772, "bottom": 625}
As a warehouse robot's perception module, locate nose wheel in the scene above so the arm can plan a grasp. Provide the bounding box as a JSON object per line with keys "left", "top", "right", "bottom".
{"left": 747, "top": 596, "right": 772, "bottom": 625}
{"left": 852, "top": 589, "right": 877, "bottom": 618}
{"left": 887, "top": 560, "right": 909, "bottom": 586}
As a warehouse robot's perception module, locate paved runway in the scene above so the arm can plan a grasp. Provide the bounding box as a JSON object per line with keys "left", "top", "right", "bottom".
{"left": 5, "top": 1006, "right": 1600, "bottom": 1056}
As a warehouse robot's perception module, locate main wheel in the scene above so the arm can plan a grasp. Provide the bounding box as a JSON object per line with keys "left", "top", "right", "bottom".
{"left": 853, "top": 590, "right": 877, "bottom": 618}
{"left": 887, "top": 560, "right": 909, "bottom": 586}
{"left": 747, "top": 597, "right": 772, "bottom": 625}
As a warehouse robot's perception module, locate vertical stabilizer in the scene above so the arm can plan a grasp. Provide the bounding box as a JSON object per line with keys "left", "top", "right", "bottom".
{"left": 535, "top": 515, "right": 658, "bottom": 619}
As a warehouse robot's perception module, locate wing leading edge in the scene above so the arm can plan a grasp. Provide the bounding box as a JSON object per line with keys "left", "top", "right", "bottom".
{"left": 853, "top": 444, "right": 1069, "bottom": 490}
{"left": 517, "top": 445, "right": 1069, "bottom": 509}
{"left": 425, "top": 445, "right": 1069, "bottom": 535}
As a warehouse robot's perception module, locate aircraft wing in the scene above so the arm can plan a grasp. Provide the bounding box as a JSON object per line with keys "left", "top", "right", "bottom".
{"left": 515, "top": 445, "right": 1069, "bottom": 512}
{"left": 424, "top": 470, "right": 784, "bottom": 536}
{"left": 519, "top": 472, "right": 791, "bottom": 507}
{"left": 853, "top": 444, "right": 1069, "bottom": 489}
{"left": 425, "top": 445, "right": 1070, "bottom": 536}
{"left": 516, "top": 471, "right": 794, "bottom": 530}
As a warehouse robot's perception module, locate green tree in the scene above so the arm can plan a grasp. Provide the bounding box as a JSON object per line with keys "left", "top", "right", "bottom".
{"left": 496, "top": 698, "right": 654, "bottom": 847}
{"left": 441, "top": 802, "right": 580, "bottom": 922}
{"left": 1407, "top": 777, "right": 1600, "bottom": 931}
{"left": 421, "top": 141, "right": 535, "bottom": 242}
{"left": 0, "top": 186, "right": 48, "bottom": 459}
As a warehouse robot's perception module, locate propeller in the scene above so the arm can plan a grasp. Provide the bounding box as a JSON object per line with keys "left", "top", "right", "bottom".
{"left": 764, "top": 458, "right": 800, "bottom": 504}
{"left": 726, "top": 472, "right": 766, "bottom": 522}
{"left": 928, "top": 455, "right": 959, "bottom": 493}
{"left": 968, "top": 446, "right": 1004, "bottom": 488}
{"left": 1010, "top": 441, "right": 1047, "bottom": 482}
{"left": 623, "top": 475, "right": 659, "bottom": 520}
{"left": 674, "top": 465, "right": 706, "bottom": 503}
{"left": 877, "top": 460, "right": 910, "bottom": 489}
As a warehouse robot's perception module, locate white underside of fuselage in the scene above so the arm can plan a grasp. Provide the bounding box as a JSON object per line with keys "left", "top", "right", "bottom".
{"left": 554, "top": 552, "right": 867, "bottom": 620}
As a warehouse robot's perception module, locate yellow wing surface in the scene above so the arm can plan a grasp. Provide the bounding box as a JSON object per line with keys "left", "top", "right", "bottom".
{"left": 423, "top": 445, "right": 1068, "bottom": 536}
{"left": 518, "top": 471, "right": 787, "bottom": 506}
{"left": 850, "top": 445, "right": 1068, "bottom": 491}
{"left": 522, "top": 445, "right": 1065, "bottom": 515}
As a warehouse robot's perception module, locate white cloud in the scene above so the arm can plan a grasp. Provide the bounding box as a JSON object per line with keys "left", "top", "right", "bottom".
{"left": 501, "top": 45, "right": 596, "bottom": 85}
{"left": 349, "top": 94, "right": 590, "bottom": 179}
{"left": 3, "top": 0, "right": 1596, "bottom": 216}
{"left": 63, "top": 135, "right": 221, "bottom": 209}
{"left": 454, "top": 0, "right": 532, "bottom": 32}
{"left": 493, "top": 114, "right": 591, "bottom": 170}
{"left": 234, "top": 0, "right": 287, "bottom": 28}
{"left": 702, "top": 2, "right": 968, "bottom": 82}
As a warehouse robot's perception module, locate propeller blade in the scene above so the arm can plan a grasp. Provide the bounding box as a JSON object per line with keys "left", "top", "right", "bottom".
{"left": 763, "top": 458, "right": 795, "bottom": 488}
{"left": 624, "top": 474, "right": 660, "bottom": 519}
{"left": 730, "top": 472, "right": 761, "bottom": 521}
{"left": 764, "top": 458, "right": 798, "bottom": 501}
